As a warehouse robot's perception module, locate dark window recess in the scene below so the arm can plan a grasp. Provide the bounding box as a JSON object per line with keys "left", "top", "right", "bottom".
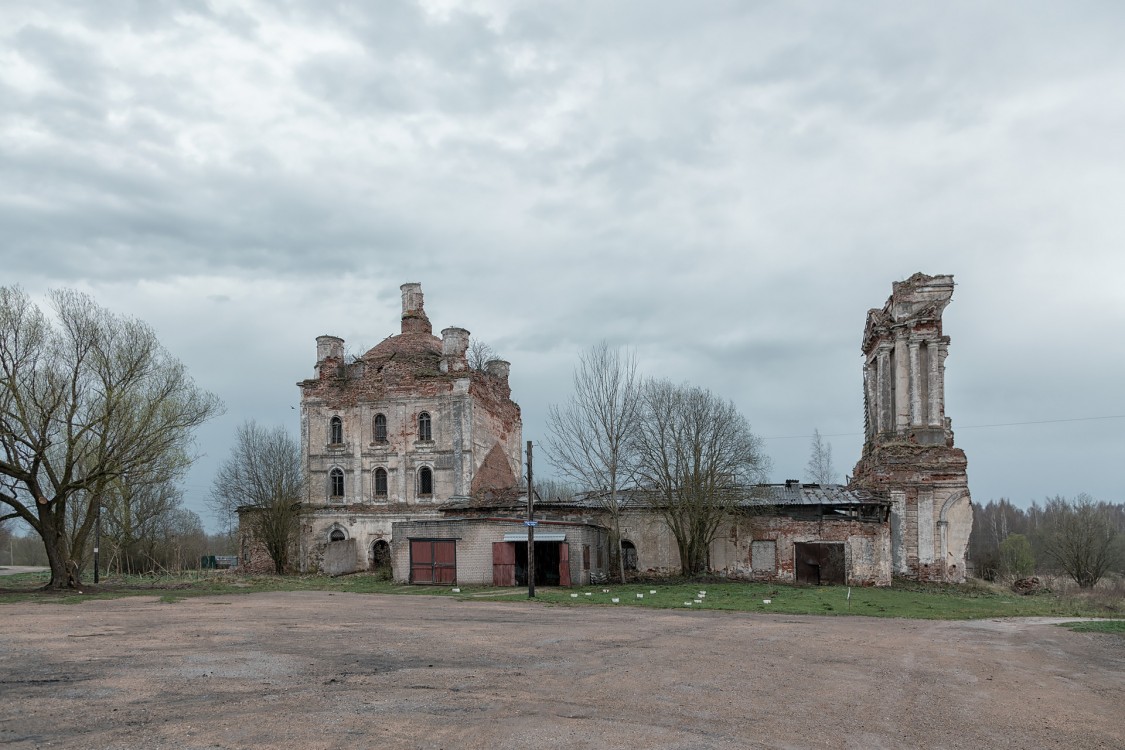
{"left": 410, "top": 539, "right": 456, "bottom": 584}
{"left": 418, "top": 467, "right": 433, "bottom": 496}
{"left": 330, "top": 416, "right": 343, "bottom": 445}
{"left": 418, "top": 412, "right": 432, "bottom": 441}
{"left": 373, "top": 414, "right": 387, "bottom": 443}
{"left": 329, "top": 468, "right": 344, "bottom": 498}
{"left": 374, "top": 468, "right": 388, "bottom": 497}
{"left": 329, "top": 529, "right": 346, "bottom": 542}
{"left": 621, "top": 540, "right": 638, "bottom": 571}
{"left": 794, "top": 542, "right": 846, "bottom": 585}
{"left": 582, "top": 545, "right": 591, "bottom": 571}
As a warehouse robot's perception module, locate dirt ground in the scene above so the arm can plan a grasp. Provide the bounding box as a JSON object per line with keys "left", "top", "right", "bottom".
{"left": 1, "top": 591, "right": 1122, "bottom": 750}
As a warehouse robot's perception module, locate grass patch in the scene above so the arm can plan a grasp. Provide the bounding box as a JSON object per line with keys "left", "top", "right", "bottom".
{"left": 470, "top": 580, "right": 1122, "bottom": 620}
{"left": 1056, "top": 620, "right": 1125, "bottom": 636}
{"left": 1, "top": 572, "right": 1121, "bottom": 620}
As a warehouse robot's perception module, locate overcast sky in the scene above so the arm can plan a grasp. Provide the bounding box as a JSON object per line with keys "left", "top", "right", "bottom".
{"left": 3, "top": 1, "right": 1123, "bottom": 532}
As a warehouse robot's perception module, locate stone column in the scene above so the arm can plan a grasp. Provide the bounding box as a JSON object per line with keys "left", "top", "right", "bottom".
{"left": 929, "top": 343, "right": 947, "bottom": 427}
{"left": 876, "top": 344, "right": 892, "bottom": 433}
{"left": 894, "top": 333, "right": 910, "bottom": 432}
{"left": 909, "top": 339, "right": 923, "bottom": 426}
{"left": 864, "top": 359, "right": 877, "bottom": 440}
{"left": 927, "top": 342, "right": 940, "bottom": 425}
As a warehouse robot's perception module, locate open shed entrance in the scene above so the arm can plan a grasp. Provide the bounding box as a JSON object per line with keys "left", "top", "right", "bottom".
{"left": 794, "top": 542, "right": 846, "bottom": 585}
{"left": 492, "top": 537, "right": 571, "bottom": 587}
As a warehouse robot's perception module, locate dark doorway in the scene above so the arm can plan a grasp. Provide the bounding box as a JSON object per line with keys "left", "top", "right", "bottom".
{"left": 370, "top": 539, "right": 391, "bottom": 573}
{"left": 794, "top": 542, "right": 846, "bottom": 585}
{"left": 514, "top": 542, "right": 561, "bottom": 586}
{"left": 620, "top": 539, "right": 638, "bottom": 571}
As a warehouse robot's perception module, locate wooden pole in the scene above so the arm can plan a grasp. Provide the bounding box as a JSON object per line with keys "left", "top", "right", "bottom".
{"left": 527, "top": 440, "right": 535, "bottom": 599}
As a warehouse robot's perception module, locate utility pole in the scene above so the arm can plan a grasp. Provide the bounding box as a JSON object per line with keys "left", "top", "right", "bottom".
{"left": 93, "top": 500, "right": 101, "bottom": 584}
{"left": 526, "top": 440, "right": 535, "bottom": 599}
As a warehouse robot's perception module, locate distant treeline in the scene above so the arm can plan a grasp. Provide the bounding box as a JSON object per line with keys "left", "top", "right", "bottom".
{"left": 969, "top": 495, "right": 1125, "bottom": 582}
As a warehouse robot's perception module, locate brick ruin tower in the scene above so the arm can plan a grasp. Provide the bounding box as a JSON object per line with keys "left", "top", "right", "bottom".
{"left": 850, "top": 273, "right": 973, "bottom": 582}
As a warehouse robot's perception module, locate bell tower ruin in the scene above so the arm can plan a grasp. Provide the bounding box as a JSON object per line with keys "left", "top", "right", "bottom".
{"left": 851, "top": 273, "right": 973, "bottom": 582}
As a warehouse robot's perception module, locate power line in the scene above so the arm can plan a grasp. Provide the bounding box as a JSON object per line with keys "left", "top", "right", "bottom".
{"left": 762, "top": 414, "right": 1125, "bottom": 441}
{"left": 958, "top": 414, "right": 1125, "bottom": 429}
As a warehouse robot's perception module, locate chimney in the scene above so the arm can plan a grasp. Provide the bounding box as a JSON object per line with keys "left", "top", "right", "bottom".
{"left": 440, "top": 327, "right": 470, "bottom": 372}
{"left": 400, "top": 282, "right": 431, "bottom": 334}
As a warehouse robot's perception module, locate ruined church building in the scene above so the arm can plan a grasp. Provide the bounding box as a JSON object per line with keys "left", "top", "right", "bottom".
{"left": 244, "top": 274, "right": 971, "bottom": 585}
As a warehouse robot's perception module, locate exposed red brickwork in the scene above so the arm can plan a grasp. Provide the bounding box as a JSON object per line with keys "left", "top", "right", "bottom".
{"left": 471, "top": 443, "right": 518, "bottom": 494}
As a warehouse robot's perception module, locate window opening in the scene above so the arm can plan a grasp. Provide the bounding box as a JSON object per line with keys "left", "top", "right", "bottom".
{"left": 418, "top": 412, "right": 432, "bottom": 441}
{"left": 330, "top": 416, "right": 343, "bottom": 445}
{"left": 373, "top": 413, "right": 387, "bottom": 443}
{"left": 374, "top": 468, "right": 388, "bottom": 497}
{"left": 329, "top": 468, "right": 344, "bottom": 499}
{"left": 329, "top": 529, "right": 346, "bottom": 542}
{"left": 418, "top": 466, "right": 433, "bottom": 496}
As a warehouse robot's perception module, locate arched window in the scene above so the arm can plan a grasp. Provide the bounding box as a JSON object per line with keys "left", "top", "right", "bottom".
{"left": 620, "top": 539, "right": 638, "bottom": 571}
{"left": 329, "top": 468, "right": 344, "bottom": 499}
{"left": 329, "top": 416, "right": 343, "bottom": 445}
{"left": 373, "top": 413, "right": 387, "bottom": 443}
{"left": 329, "top": 528, "right": 346, "bottom": 542}
{"left": 374, "top": 468, "right": 388, "bottom": 497}
{"left": 418, "top": 466, "right": 433, "bottom": 496}
{"left": 418, "top": 411, "right": 432, "bottom": 441}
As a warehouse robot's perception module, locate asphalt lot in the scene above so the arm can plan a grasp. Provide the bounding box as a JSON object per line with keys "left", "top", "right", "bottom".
{"left": 1, "top": 591, "right": 1122, "bottom": 749}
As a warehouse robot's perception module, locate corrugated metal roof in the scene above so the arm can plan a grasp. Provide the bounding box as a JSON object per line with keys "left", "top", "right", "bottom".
{"left": 564, "top": 483, "right": 885, "bottom": 509}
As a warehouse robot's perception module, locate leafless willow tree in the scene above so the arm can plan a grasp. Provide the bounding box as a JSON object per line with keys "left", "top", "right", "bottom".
{"left": 96, "top": 449, "right": 195, "bottom": 574}
{"left": 467, "top": 339, "right": 499, "bottom": 371}
{"left": 546, "top": 342, "right": 641, "bottom": 583}
{"left": 633, "top": 380, "right": 770, "bottom": 576}
{"left": 0, "top": 287, "right": 223, "bottom": 589}
{"left": 1041, "top": 494, "right": 1118, "bottom": 588}
{"left": 806, "top": 428, "right": 837, "bottom": 485}
{"left": 210, "top": 421, "right": 303, "bottom": 575}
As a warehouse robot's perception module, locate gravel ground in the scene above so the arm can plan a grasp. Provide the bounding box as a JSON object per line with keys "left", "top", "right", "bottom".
{"left": 1, "top": 591, "right": 1122, "bottom": 749}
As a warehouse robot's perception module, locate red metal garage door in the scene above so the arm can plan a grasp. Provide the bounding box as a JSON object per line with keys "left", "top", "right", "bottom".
{"left": 410, "top": 540, "right": 457, "bottom": 584}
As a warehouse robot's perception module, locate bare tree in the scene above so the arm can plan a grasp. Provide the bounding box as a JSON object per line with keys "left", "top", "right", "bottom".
{"left": 0, "top": 287, "right": 223, "bottom": 589}
{"left": 1041, "top": 494, "right": 1118, "bottom": 588}
{"left": 210, "top": 421, "right": 303, "bottom": 575}
{"left": 806, "top": 428, "right": 836, "bottom": 485}
{"left": 546, "top": 342, "right": 641, "bottom": 583}
{"left": 467, "top": 339, "right": 499, "bottom": 371}
{"left": 98, "top": 450, "right": 193, "bottom": 574}
{"left": 633, "top": 380, "right": 770, "bottom": 577}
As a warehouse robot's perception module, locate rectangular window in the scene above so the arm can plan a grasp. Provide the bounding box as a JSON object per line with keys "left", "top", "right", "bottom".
{"left": 582, "top": 545, "right": 590, "bottom": 571}
{"left": 410, "top": 539, "right": 456, "bottom": 584}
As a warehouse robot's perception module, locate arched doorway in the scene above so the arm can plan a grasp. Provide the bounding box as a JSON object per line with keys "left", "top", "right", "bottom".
{"left": 620, "top": 540, "right": 638, "bottom": 572}
{"left": 370, "top": 539, "right": 391, "bottom": 579}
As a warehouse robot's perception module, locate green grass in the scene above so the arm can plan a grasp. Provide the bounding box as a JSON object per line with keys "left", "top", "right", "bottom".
{"left": 474, "top": 579, "right": 1121, "bottom": 620}
{"left": 1056, "top": 620, "right": 1125, "bottom": 635}
{"left": 2, "top": 571, "right": 1121, "bottom": 621}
